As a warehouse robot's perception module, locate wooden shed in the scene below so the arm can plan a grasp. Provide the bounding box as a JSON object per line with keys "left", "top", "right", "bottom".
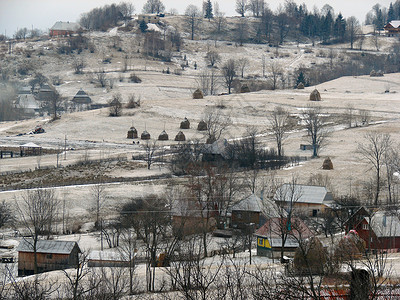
{"left": 71, "top": 89, "right": 92, "bottom": 111}
{"left": 17, "top": 239, "right": 81, "bottom": 276}
{"left": 20, "top": 142, "right": 42, "bottom": 156}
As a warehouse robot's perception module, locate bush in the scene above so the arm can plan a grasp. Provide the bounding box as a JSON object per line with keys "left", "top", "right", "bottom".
{"left": 129, "top": 73, "right": 142, "bottom": 83}
{"left": 126, "top": 94, "right": 141, "bottom": 108}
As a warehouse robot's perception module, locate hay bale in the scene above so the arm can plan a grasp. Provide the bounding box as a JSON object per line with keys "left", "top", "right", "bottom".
{"left": 322, "top": 157, "right": 333, "bottom": 170}
{"left": 127, "top": 127, "right": 138, "bottom": 139}
{"left": 180, "top": 117, "right": 190, "bottom": 129}
{"left": 240, "top": 84, "right": 250, "bottom": 93}
{"left": 310, "top": 89, "right": 321, "bottom": 101}
{"left": 175, "top": 131, "right": 186, "bottom": 141}
{"left": 197, "top": 120, "right": 207, "bottom": 131}
{"left": 297, "top": 82, "right": 305, "bottom": 89}
{"left": 158, "top": 130, "right": 169, "bottom": 141}
{"left": 141, "top": 130, "right": 150, "bottom": 140}
{"left": 193, "top": 89, "right": 204, "bottom": 99}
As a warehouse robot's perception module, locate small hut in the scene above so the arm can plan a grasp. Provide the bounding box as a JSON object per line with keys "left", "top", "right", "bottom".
{"left": 180, "top": 118, "right": 190, "bottom": 129}
{"left": 240, "top": 84, "right": 251, "bottom": 93}
{"left": 141, "top": 130, "right": 151, "bottom": 140}
{"left": 20, "top": 142, "right": 42, "bottom": 157}
{"left": 71, "top": 89, "right": 92, "bottom": 111}
{"left": 175, "top": 131, "right": 186, "bottom": 141}
{"left": 127, "top": 127, "right": 138, "bottom": 139}
{"left": 310, "top": 89, "right": 321, "bottom": 101}
{"left": 297, "top": 82, "right": 305, "bottom": 89}
{"left": 197, "top": 120, "right": 207, "bottom": 131}
{"left": 158, "top": 130, "right": 169, "bottom": 141}
{"left": 193, "top": 89, "right": 204, "bottom": 99}
{"left": 322, "top": 157, "right": 333, "bottom": 170}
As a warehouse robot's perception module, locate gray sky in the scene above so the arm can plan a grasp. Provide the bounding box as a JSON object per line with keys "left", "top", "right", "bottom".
{"left": 0, "top": 0, "right": 393, "bottom": 37}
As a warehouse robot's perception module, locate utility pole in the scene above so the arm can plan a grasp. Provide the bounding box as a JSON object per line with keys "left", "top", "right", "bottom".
{"left": 64, "top": 135, "right": 67, "bottom": 160}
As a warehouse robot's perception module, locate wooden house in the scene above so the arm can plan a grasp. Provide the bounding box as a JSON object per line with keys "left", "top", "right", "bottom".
{"left": 50, "top": 21, "right": 81, "bottom": 37}
{"left": 255, "top": 217, "right": 314, "bottom": 258}
{"left": 384, "top": 20, "right": 400, "bottom": 36}
{"left": 17, "top": 239, "right": 81, "bottom": 276}
{"left": 71, "top": 89, "right": 92, "bottom": 111}
{"left": 274, "top": 184, "right": 334, "bottom": 217}
{"left": 346, "top": 210, "right": 400, "bottom": 251}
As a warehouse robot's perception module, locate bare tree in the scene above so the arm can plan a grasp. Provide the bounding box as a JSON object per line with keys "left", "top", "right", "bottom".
{"left": 0, "top": 200, "right": 13, "bottom": 228}
{"left": 16, "top": 189, "right": 60, "bottom": 274}
{"left": 302, "top": 105, "right": 327, "bottom": 157}
{"left": 143, "top": 140, "right": 158, "bottom": 170}
{"left": 248, "top": 0, "right": 265, "bottom": 17}
{"left": 40, "top": 86, "right": 64, "bottom": 120}
{"left": 203, "top": 106, "right": 231, "bottom": 143}
{"left": 118, "top": 230, "right": 138, "bottom": 295}
{"left": 185, "top": 5, "right": 202, "bottom": 40}
{"left": 72, "top": 56, "right": 86, "bottom": 74}
{"left": 91, "top": 180, "right": 107, "bottom": 229}
{"left": 221, "top": 59, "right": 237, "bottom": 94}
{"left": 205, "top": 50, "right": 221, "bottom": 67}
{"left": 96, "top": 70, "right": 107, "bottom": 88}
{"left": 268, "top": 106, "right": 291, "bottom": 157}
{"left": 268, "top": 62, "right": 283, "bottom": 90}
{"left": 345, "top": 104, "right": 356, "bottom": 128}
{"left": 347, "top": 16, "right": 361, "bottom": 50}
{"left": 235, "top": 18, "right": 248, "bottom": 46}
{"left": 119, "top": 2, "right": 134, "bottom": 26}
{"left": 235, "top": 0, "right": 248, "bottom": 17}
{"left": 142, "top": 0, "right": 165, "bottom": 14}
{"left": 211, "top": 11, "right": 227, "bottom": 46}
{"left": 62, "top": 252, "right": 92, "bottom": 300}
{"left": 237, "top": 58, "right": 249, "bottom": 78}
{"left": 109, "top": 94, "right": 123, "bottom": 117}
{"left": 358, "top": 132, "right": 392, "bottom": 206}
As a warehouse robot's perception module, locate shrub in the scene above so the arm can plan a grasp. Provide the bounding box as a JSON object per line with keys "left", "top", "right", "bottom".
{"left": 129, "top": 73, "right": 142, "bottom": 83}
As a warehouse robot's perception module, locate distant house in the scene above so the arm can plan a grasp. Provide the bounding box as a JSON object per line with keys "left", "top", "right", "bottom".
{"left": 36, "top": 84, "right": 57, "bottom": 102}
{"left": 50, "top": 21, "right": 81, "bottom": 37}
{"left": 346, "top": 210, "right": 400, "bottom": 250}
{"left": 255, "top": 217, "right": 314, "bottom": 258}
{"left": 17, "top": 239, "right": 81, "bottom": 276}
{"left": 71, "top": 89, "right": 92, "bottom": 111}
{"left": 201, "top": 139, "right": 232, "bottom": 162}
{"left": 138, "top": 14, "right": 160, "bottom": 24}
{"left": 20, "top": 142, "right": 42, "bottom": 156}
{"left": 88, "top": 250, "right": 135, "bottom": 267}
{"left": 384, "top": 20, "right": 400, "bottom": 36}
{"left": 14, "top": 94, "right": 41, "bottom": 116}
{"left": 231, "top": 194, "right": 280, "bottom": 230}
{"left": 274, "top": 184, "right": 334, "bottom": 217}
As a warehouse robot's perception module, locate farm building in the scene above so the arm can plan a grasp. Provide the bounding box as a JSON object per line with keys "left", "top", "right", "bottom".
{"left": 14, "top": 94, "right": 41, "bottom": 116}
{"left": 201, "top": 139, "right": 232, "bottom": 162}
{"left": 384, "top": 20, "right": 400, "bottom": 36}
{"left": 138, "top": 14, "right": 160, "bottom": 24}
{"left": 88, "top": 250, "right": 135, "bottom": 267}
{"left": 273, "top": 184, "right": 334, "bottom": 217}
{"left": 50, "top": 21, "right": 81, "bottom": 37}
{"left": 230, "top": 194, "right": 280, "bottom": 230}
{"left": 20, "top": 142, "right": 42, "bottom": 156}
{"left": 71, "top": 89, "right": 92, "bottom": 111}
{"left": 17, "top": 239, "right": 81, "bottom": 276}
{"left": 346, "top": 210, "right": 400, "bottom": 251}
{"left": 255, "top": 217, "right": 314, "bottom": 258}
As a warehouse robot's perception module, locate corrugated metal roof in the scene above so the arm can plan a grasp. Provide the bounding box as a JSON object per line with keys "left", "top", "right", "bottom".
{"left": 274, "top": 184, "right": 333, "bottom": 204}
{"left": 17, "top": 239, "right": 79, "bottom": 254}
{"left": 369, "top": 211, "right": 400, "bottom": 238}
{"left": 50, "top": 21, "right": 80, "bottom": 31}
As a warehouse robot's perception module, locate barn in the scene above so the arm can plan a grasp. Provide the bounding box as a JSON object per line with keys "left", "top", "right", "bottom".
{"left": 50, "top": 21, "right": 81, "bottom": 37}
{"left": 17, "top": 239, "right": 81, "bottom": 276}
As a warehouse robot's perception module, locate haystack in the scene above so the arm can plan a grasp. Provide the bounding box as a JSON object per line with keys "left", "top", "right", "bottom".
{"left": 158, "top": 130, "right": 169, "bottom": 141}
{"left": 310, "top": 89, "right": 321, "bottom": 101}
{"left": 175, "top": 131, "right": 186, "bottom": 141}
{"left": 193, "top": 89, "right": 204, "bottom": 99}
{"left": 322, "top": 157, "right": 333, "bottom": 170}
{"left": 297, "top": 82, "right": 305, "bottom": 89}
{"left": 240, "top": 84, "right": 250, "bottom": 93}
{"left": 197, "top": 120, "right": 207, "bottom": 131}
{"left": 127, "top": 127, "right": 138, "bottom": 139}
{"left": 180, "top": 118, "right": 190, "bottom": 129}
{"left": 141, "top": 130, "right": 150, "bottom": 140}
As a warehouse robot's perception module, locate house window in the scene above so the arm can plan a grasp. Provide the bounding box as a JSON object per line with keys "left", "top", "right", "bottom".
{"left": 46, "top": 254, "right": 53, "bottom": 259}
{"left": 312, "top": 209, "right": 318, "bottom": 217}
{"left": 362, "top": 224, "right": 369, "bottom": 230}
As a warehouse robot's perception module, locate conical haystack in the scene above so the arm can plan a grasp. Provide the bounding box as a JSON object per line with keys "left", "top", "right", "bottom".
{"left": 127, "top": 127, "right": 138, "bottom": 139}
{"left": 322, "top": 157, "right": 333, "bottom": 170}
{"left": 197, "top": 120, "right": 207, "bottom": 131}
{"left": 240, "top": 84, "right": 250, "bottom": 93}
{"left": 141, "top": 130, "right": 150, "bottom": 140}
{"left": 310, "top": 89, "right": 321, "bottom": 101}
{"left": 158, "top": 130, "right": 169, "bottom": 141}
{"left": 297, "top": 82, "right": 305, "bottom": 89}
{"left": 180, "top": 117, "right": 190, "bottom": 129}
{"left": 193, "top": 89, "right": 204, "bottom": 99}
{"left": 175, "top": 131, "right": 186, "bottom": 141}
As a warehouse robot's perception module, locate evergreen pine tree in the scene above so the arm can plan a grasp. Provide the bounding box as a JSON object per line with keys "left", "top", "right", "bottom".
{"left": 140, "top": 20, "right": 148, "bottom": 33}
{"left": 388, "top": 3, "right": 395, "bottom": 22}
{"left": 205, "top": 0, "right": 213, "bottom": 20}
